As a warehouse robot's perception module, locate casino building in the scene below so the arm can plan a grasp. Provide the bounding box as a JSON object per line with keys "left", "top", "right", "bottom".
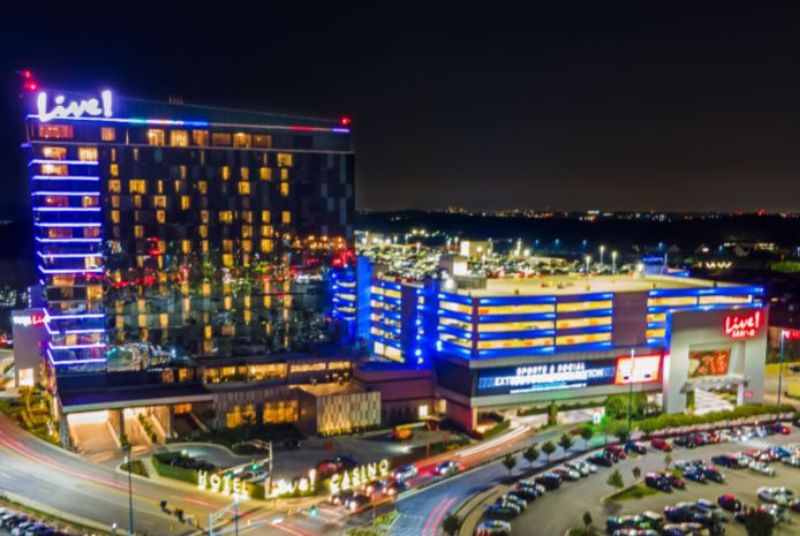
{"left": 19, "top": 81, "right": 369, "bottom": 447}
{"left": 356, "top": 261, "right": 768, "bottom": 432}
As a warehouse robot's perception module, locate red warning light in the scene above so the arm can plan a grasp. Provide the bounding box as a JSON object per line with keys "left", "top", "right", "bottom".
{"left": 23, "top": 80, "right": 38, "bottom": 92}
{"left": 340, "top": 116, "right": 351, "bottom": 127}
{"left": 21, "top": 70, "right": 33, "bottom": 79}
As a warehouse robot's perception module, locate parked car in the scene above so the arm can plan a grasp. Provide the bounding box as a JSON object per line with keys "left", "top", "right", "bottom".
{"left": 758, "top": 486, "right": 794, "bottom": 505}
{"left": 693, "top": 498, "right": 725, "bottom": 521}
{"left": 645, "top": 472, "right": 672, "bottom": 492}
{"left": 758, "top": 503, "right": 790, "bottom": 524}
{"left": 330, "top": 489, "right": 355, "bottom": 506}
{"left": 552, "top": 468, "right": 580, "bottom": 481}
{"left": 718, "top": 493, "right": 743, "bottom": 512}
{"left": 664, "top": 473, "right": 686, "bottom": 490}
{"left": 681, "top": 467, "right": 706, "bottom": 483}
{"left": 565, "top": 461, "right": 591, "bottom": 476}
{"left": 771, "top": 423, "right": 791, "bottom": 435}
{"left": 606, "top": 515, "right": 644, "bottom": 532}
{"left": 386, "top": 480, "right": 408, "bottom": 497}
{"left": 475, "top": 520, "right": 512, "bottom": 536}
{"left": 500, "top": 493, "right": 527, "bottom": 510}
{"left": 782, "top": 455, "right": 800, "bottom": 468}
{"left": 750, "top": 462, "right": 776, "bottom": 477}
{"left": 605, "top": 445, "right": 627, "bottom": 459}
{"left": 347, "top": 494, "right": 371, "bottom": 512}
{"left": 701, "top": 466, "right": 725, "bottom": 483}
{"left": 485, "top": 504, "right": 518, "bottom": 521}
{"left": 651, "top": 438, "right": 672, "bottom": 452}
{"left": 533, "top": 473, "right": 561, "bottom": 490}
{"left": 673, "top": 435, "right": 696, "bottom": 449}
{"left": 625, "top": 441, "right": 647, "bottom": 454}
{"left": 711, "top": 454, "right": 740, "bottom": 468}
{"left": 587, "top": 454, "right": 613, "bottom": 467}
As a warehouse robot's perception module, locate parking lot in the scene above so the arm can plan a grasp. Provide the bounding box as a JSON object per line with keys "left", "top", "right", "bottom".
{"left": 506, "top": 427, "right": 800, "bottom": 535}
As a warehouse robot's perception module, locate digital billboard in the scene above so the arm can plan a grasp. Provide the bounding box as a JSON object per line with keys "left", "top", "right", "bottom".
{"left": 688, "top": 348, "right": 731, "bottom": 377}
{"left": 475, "top": 355, "right": 661, "bottom": 396}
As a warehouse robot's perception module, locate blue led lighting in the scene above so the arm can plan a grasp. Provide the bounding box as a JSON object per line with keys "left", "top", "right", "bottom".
{"left": 33, "top": 207, "right": 101, "bottom": 212}
{"left": 34, "top": 222, "right": 101, "bottom": 227}
{"left": 32, "top": 191, "right": 100, "bottom": 196}
{"left": 29, "top": 159, "right": 99, "bottom": 166}
{"left": 36, "top": 252, "right": 102, "bottom": 259}
{"left": 36, "top": 237, "right": 102, "bottom": 243}
{"left": 32, "top": 175, "right": 100, "bottom": 181}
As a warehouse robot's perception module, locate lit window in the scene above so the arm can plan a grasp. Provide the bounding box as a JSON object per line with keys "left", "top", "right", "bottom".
{"left": 261, "top": 210, "right": 271, "bottom": 223}
{"left": 259, "top": 167, "right": 272, "bottom": 181}
{"left": 41, "top": 146, "right": 67, "bottom": 159}
{"left": 261, "top": 225, "right": 273, "bottom": 236}
{"left": 169, "top": 130, "right": 188, "bottom": 147}
{"left": 129, "top": 180, "right": 147, "bottom": 194}
{"left": 277, "top": 153, "right": 293, "bottom": 167}
{"left": 221, "top": 166, "right": 230, "bottom": 180}
{"left": 240, "top": 167, "right": 250, "bottom": 180}
{"left": 253, "top": 134, "right": 272, "bottom": 148}
{"left": 242, "top": 225, "right": 253, "bottom": 238}
{"left": 101, "top": 127, "right": 116, "bottom": 141}
{"left": 40, "top": 163, "right": 68, "bottom": 176}
{"left": 109, "top": 180, "right": 121, "bottom": 193}
{"left": 238, "top": 182, "right": 251, "bottom": 195}
{"left": 157, "top": 210, "right": 166, "bottom": 224}
{"left": 134, "top": 225, "right": 144, "bottom": 238}
{"left": 260, "top": 239, "right": 273, "bottom": 253}
{"left": 219, "top": 211, "right": 233, "bottom": 224}
{"left": 280, "top": 168, "right": 289, "bottom": 180}
{"left": 146, "top": 129, "right": 165, "bottom": 145}
{"left": 222, "top": 254, "right": 234, "bottom": 267}
{"left": 110, "top": 163, "right": 119, "bottom": 177}
{"left": 233, "top": 132, "right": 252, "bottom": 148}
{"left": 111, "top": 210, "right": 120, "bottom": 224}
{"left": 198, "top": 181, "right": 208, "bottom": 194}
{"left": 281, "top": 211, "right": 291, "bottom": 224}
{"left": 280, "top": 182, "right": 289, "bottom": 196}
{"left": 222, "top": 239, "right": 233, "bottom": 252}
{"left": 181, "top": 196, "right": 190, "bottom": 210}
{"left": 192, "top": 130, "right": 209, "bottom": 146}
{"left": 78, "top": 147, "right": 98, "bottom": 161}
{"left": 211, "top": 132, "right": 232, "bottom": 146}
{"left": 153, "top": 195, "right": 167, "bottom": 209}
{"left": 38, "top": 124, "right": 73, "bottom": 139}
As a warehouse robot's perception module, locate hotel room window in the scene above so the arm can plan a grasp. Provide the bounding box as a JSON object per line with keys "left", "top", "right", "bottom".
{"left": 261, "top": 210, "right": 271, "bottom": 223}
{"left": 253, "top": 134, "right": 272, "bottom": 148}
{"left": 238, "top": 181, "right": 251, "bottom": 195}
{"left": 108, "top": 179, "right": 121, "bottom": 194}
{"left": 101, "top": 127, "right": 116, "bottom": 141}
{"left": 280, "top": 182, "right": 289, "bottom": 196}
{"left": 110, "top": 163, "right": 119, "bottom": 177}
{"left": 134, "top": 225, "right": 144, "bottom": 238}
{"left": 181, "top": 196, "right": 190, "bottom": 210}
{"left": 211, "top": 132, "right": 232, "bottom": 146}
{"left": 221, "top": 166, "right": 230, "bottom": 180}
{"left": 233, "top": 132, "right": 252, "bottom": 148}
{"left": 153, "top": 195, "right": 167, "bottom": 209}
{"left": 259, "top": 167, "right": 272, "bottom": 181}
{"left": 78, "top": 147, "right": 98, "bottom": 161}
{"left": 281, "top": 211, "right": 291, "bottom": 224}
{"left": 41, "top": 146, "right": 67, "bottom": 159}
{"left": 219, "top": 211, "right": 233, "bottom": 224}
{"left": 197, "top": 181, "right": 208, "bottom": 195}
{"left": 169, "top": 130, "right": 189, "bottom": 147}
{"left": 129, "top": 179, "right": 147, "bottom": 194}
{"left": 146, "top": 129, "right": 165, "bottom": 146}
{"left": 38, "top": 124, "right": 73, "bottom": 139}
{"left": 277, "top": 153, "right": 293, "bottom": 167}
{"left": 240, "top": 167, "right": 250, "bottom": 180}
{"left": 191, "top": 130, "right": 209, "bottom": 146}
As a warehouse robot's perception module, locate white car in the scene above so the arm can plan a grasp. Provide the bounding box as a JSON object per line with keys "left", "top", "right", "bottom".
{"left": 783, "top": 456, "right": 800, "bottom": 468}
{"left": 392, "top": 463, "right": 418, "bottom": 481}
{"left": 565, "top": 461, "right": 590, "bottom": 476}
{"left": 750, "top": 463, "right": 776, "bottom": 477}
{"left": 758, "top": 487, "right": 794, "bottom": 505}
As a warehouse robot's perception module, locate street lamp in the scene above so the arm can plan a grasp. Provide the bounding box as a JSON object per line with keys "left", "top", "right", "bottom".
{"left": 599, "top": 245, "right": 605, "bottom": 268}
{"left": 124, "top": 445, "right": 134, "bottom": 536}
{"left": 627, "top": 348, "right": 637, "bottom": 439}
{"left": 778, "top": 329, "right": 787, "bottom": 408}
{"left": 611, "top": 250, "right": 618, "bottom": 275}
{"left": 584, "top": 255, "right": 592, "bottom": 276}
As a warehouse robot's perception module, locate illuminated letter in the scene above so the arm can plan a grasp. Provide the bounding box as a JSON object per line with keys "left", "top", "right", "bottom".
{"left": 378, "top": 459, "right": 390, "bottom": 477}
{"left": 210, "top": 473, "right": 222, "bottom": 492}
{"left": 197, "top": 470, "right": 208, "bottom": 490}
{"left": 330, "top": 474, "right": 341, "bottom": 495}
{"left": 367, "top": 463, "right": 377, "bottom": 480}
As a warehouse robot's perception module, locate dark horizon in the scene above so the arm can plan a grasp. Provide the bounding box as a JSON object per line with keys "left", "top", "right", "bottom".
{"left": 2, "top": 3, "right": 800, "bottom": 214}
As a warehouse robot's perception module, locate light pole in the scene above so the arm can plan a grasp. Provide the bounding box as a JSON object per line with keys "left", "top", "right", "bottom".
{"left": 125, "top": 445, "right": 134, "bottom": 536}
{"left": 599, "top": 245, "right": 605, "bottom": 268}
{"left": 584, "top": 255, "right": 592, "bottom": 276}
{"left": 611, "top": 251, "right": 618, "bottom": 275}
{"left": 778, "top": 329, "right": 786, "bottom": 408}
{"left": 627, "top": 348, "right": 636, "bottom": 440}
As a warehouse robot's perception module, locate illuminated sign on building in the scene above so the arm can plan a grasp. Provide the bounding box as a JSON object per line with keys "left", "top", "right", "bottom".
{"left": 269, "top": 469, "right": 317, "bottom": 498}
{"left": 12, "top": 312, "right": 45, "bottom": 328}
{"left": 724, "top": 310, "right": 763, "bottom": 339}
{"left": 329, "top": 459, "right": 390, "bottom": 495}
{"left": 476, "top": 360, "right": 618, "bottom": 396}
{"left": 36, "top": 90, "right": 113, "bottom": 122}
{"left": 614, "top": 355, "right": 661, "bottom": 384}
{"left": 197, "top": 471, "right": 249, "bottom": 501}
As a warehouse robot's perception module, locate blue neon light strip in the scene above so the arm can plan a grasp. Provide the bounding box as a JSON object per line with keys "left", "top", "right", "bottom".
{"left": 647, "top": 285, "right": 764, "bottom": 297}
{"left": 33, "top": 207, "right": 101, "bottom": 212}
{"left": 50, "top": 343, "right": 106, "bottom": 350}
{"left": 476, "top": 329, "right": 555, "bottom": 341}
{"left": 477, "top": 295, "right": 557, "bottom": 306}
{"left": 32, "top": 175, "right": 100, "bottom": 181}
{"left": 29, "top": 159, "right": 99, "bottom": 166}
{"left": 39, "top": 266, "right": 103, "bottom": 274}
{"left": 34, "top": 222, "right": 101, "bottom": 227}
{"left": 37, "top": 252, "right": 102, "bottom": 258}
{"left": 36, "top": 237, "right": 103, "bottom": 243}
{"left": 32, "top": 191, "right": 100, "bottom": 196}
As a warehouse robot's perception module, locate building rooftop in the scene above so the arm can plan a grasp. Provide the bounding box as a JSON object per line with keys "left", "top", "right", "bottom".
{"left": 455, "top": 274, "right": 739, "bottom": 297}
{"left": 296, "top": 383, "right": 364, "bottom": 398}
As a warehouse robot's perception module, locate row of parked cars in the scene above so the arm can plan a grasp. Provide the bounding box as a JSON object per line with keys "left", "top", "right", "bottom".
{"left": 0, "top": 508, "right": 74, "bottom": 536}
{"left": 607, "top": 498, "right": 728, "bottom": 535}
{"left": 475, "top": 459, "right": 601, "bottom": 535}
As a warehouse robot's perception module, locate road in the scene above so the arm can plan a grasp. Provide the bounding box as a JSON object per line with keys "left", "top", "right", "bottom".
{"left": 0, "top": 413, "right": 264, "bottom": 535}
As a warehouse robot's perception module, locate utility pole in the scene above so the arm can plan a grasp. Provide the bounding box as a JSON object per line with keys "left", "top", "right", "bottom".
{"left": 267, "top": 441, "right": 273, "bottom": 501}
{"left": 627, "top": 348, "right": 636, "bottom": 439}
{"left": 125, "top": 445, "right": 134, "bottom": 536}
{"left": 778, "top": 329, "right": 786, "bottom": 409}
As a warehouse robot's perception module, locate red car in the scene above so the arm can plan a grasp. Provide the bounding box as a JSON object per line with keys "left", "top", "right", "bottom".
{"left": 605, "top": 445, "right": 627, "bottom": 459}
{"left": 772, "top": 423, "right": 791, "bottom": 435}
{"left": 651, "top": 438, "right": 672, "bottom": 452}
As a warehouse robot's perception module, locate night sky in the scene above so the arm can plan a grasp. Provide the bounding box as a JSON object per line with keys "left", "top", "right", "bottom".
{"left": 2, "top": 3, "right": 800, "bottom": 213}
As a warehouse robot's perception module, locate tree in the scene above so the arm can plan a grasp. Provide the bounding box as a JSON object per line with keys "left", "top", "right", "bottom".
{"left": 547, "top": 401, "right": 559, "bottom": 426}
{"left": 664, "top": 453, "right": 672, "bottom": 470}
{"left": 558, "top": 433, "right": 574, "bottom": 454}
{"left": 632, "top": 466, "right": 642, "bottom": 481}
{"left": 744, "top": 508, "right": 775, "bottom": 536}
{"left": 580, "top": 426, "right": 594, "bottom": 449}
{"left": 441, "top": 512, "right": 461, "bottom": 536}
{"left": 582, "top": 511, "right": 593, "bottom": 530}
{"left": 502, "top": 453, "right": 517, "bottom": 476}
{"left": 604, "top": 395, "right": 627, "bottom": 419}
{"left": 606, "top": 469, "right": 624, "bottom": 490}
{"left": 542, "top": 440, "right": 556, "bottom": 461}
{"left": 523, "top": 445, "right": 539, "bottom": 467}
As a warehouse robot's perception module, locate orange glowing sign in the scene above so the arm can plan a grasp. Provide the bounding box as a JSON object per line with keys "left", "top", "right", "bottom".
{"left": 724, "top": 310, "right": 763, "bottom": 339}
{"left": 614, "top": 354, "right": 661, "bottom": 384}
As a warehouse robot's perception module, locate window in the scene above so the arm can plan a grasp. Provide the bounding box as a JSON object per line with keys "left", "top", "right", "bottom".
{"left": 260, "top": 239, "right": 273, "bottom": 253}
{"left": 259, "top": 167, "right": 272, "bottom": 181}
{"left": 40, "top": 163, "right": 67, "bottom": 176}
{"left": 129, "top": 180, "right": 147, "bottom": 194}
{"left": 101, "top": 127, "right": 116, "bottom": 141}
{"left": 78, "top": 147, "right": 98, "bottom": 161}
{"left": 261, "top": 210, "right": 271, "bottom": 223}
{"left": 109, "top": 179, "right": 121, "bottom": 193}
{"left": 253, "top": 134, "right": 272, "bottom": 148}
{"left": 146, "top": 129, "right": 165, "bottom": 145}
{"left": 240, "top": 167, "right": 250, "bottom": 180}
{"left": 153, "top": 195, "right": 167, "bottom": 209}
{"left": 191, "top": 130, "right": 209, "bottom": 145}
{"left": 211, "top": 132, "right": 232, "bottom": 146}
{"left": 111, "top": 210, "right": 120, "bottom": 224}
{"left": 169, "top": 130, "right": 189, "bottom": 147}
{"left": 41, "top": 146, "right": 66, "bottom": 159}
{"left": 219, "top": 211, "right": 233, "bottom": 224}
{"left": 238, "top": 182, "right": 250, "bottom": 195}
{"left": 280, "top": 182, "right": 289, "bottom": 196}
{"left": 110, "top": 163, "right": 119, "bottom": 177}
{"left": 280, "top": 168, "right": 289, "bottom": 180}
{"left": 134, "top": 225, "right": 144, "bottom": 238}
{"left": 281, "top": 211, "right": 291, "bottom": 224}
{"left": 277, "top": 153, "right": 293, "bottom": 167}
{"left": 197, "top": 181, "right": 208, "bottom": 194}
{"left": 221, "top": 166, "right": 230, "bottom": 180}
{"left": 242, "top": 225, "right": 252, "bottom": 238}
{"left": 181, "top": 196, "right": 190, "bottom": 210}
{"left": 157, "top": 210, "right": 166, "bottom": 224}
{"left": 38, "top": 124, "right": 73, "bottom": 139}
{"left": 233, "top": 132, "right": 252, "bottom": 148}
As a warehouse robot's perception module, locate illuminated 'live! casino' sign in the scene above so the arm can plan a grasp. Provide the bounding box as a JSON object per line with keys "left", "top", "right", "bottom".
{"left": 724, "top": 310, "right": 763, "bottom": 339}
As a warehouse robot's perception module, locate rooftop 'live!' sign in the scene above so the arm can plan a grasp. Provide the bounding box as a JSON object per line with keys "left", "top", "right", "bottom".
{"left": 36, "top": 90, "right": 113, "bottom": 122}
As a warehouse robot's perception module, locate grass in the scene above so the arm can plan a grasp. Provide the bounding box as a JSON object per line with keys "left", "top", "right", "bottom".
{"left": 120, "top": 459, "right": 149, "bottom": 478}
{"left": 567, "top": 529, "right": 603, "bottom": 536}
{"left": 605, "top": 483, "right": 660, "bottom": 503}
